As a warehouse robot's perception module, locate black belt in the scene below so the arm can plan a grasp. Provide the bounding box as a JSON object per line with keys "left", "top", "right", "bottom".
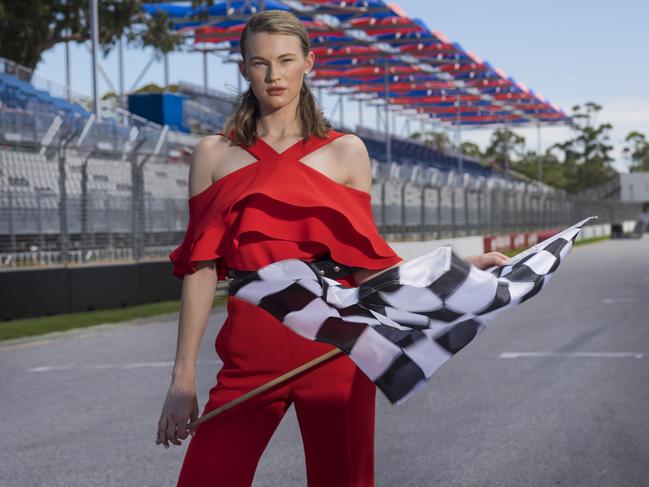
{"left": 227, "top": 256, "right": 357, "bottom": 295}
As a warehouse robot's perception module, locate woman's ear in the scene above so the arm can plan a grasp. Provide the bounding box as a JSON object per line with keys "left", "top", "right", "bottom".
{"left": 239, "top": 61, "right": 248, "bottom": 81}
{"left": 305, "top": 51, "right": 315, "bottom": 74}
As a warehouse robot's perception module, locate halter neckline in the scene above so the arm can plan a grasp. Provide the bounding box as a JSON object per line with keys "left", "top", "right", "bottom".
{"left": 187, "top": 128, "right": 370, "bottom": 203}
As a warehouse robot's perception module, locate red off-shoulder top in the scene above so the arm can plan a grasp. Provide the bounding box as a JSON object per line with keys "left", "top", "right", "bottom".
{"left": 168, "top": 128, "right": 403, "bottom": 280}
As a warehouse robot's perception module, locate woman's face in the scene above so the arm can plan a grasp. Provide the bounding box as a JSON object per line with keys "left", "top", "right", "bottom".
{"left": 240, "top": 31, "right": 315, "bottom": 114}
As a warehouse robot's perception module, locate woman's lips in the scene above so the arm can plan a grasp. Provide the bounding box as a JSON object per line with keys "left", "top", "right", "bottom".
{"left": 267, "top": 88, "right": 286, "bottom": 96}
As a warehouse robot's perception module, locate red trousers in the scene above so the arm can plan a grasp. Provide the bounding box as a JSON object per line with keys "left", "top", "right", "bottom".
{"left": 176, "top": 292, "right": 376, "bottom": 487}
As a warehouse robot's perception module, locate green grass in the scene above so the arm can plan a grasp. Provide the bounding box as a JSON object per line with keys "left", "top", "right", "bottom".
{"left": 502, "top": 234, "right": 610, "bottom": 258}
{"left": 0, "top": 294, "right": 228, "bottom": 343}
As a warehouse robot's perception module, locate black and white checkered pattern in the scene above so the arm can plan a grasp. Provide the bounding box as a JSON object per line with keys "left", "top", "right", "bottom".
{"left": 231, "top": 216, "right": 597, "bottom": 405}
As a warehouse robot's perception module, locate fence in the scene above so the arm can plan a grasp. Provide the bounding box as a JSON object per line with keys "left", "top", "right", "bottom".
{"left": 0, "top": 142, "right": 641, "bottom": 273}
{"left": 373, "top": 164, "right": 639, "bottom": 240}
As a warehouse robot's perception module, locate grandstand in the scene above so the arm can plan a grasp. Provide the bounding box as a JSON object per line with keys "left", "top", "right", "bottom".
{"left": 0, "top": 71, "right": 89, "bottom": 119}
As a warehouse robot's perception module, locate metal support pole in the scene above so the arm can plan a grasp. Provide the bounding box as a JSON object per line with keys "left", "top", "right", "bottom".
{"left": 504, "top": 120, "right": 510, "bottom": 180}
{"left": 436, "top": 187, "right": 442, "bottom": 239}
{"left": 236, "top": 61, "right": 241, "bottom": 93}
{"left": 537, "top": 122, "right": 543, "bottom": 183}
{"left": 65, "top": 38, "right": 72, "bottom": 102}
{"left": 400, "top": 181, "right": 407, "bottom": 240}
{"left": 358, "top": 99, "right": 363, "bottom": 128}
{"left": 339, "top": 94, "right": 344, "bottom": 129}
{"left": 477, "top": 189, "right": 484, "bottom": 234}
{"left": 89, "top": 0, "right": 100, "bottom": 118}
{"left": 420, "top": 186, "right": 427, "bottom": 239}
{"left": 392, "top": 111, "right": 396, "bottom": 140}
{"left": 163, "top": 52, "right": 169, "bottom": 90}
{"left": 450, "top": 186, "right": 456, "bottom": 238}
{"left": 118, "top": 36, "right": 125, "bottom": 109}
{"left": 380, "top": 179, "right": 388, "bottom": 232}
{"left": 383, "top": 57, "right": 391, "bottom": 164}
{"left": 130, "top": 54, "right": 156, "bottom": 92}
{"left": 8, "top": 191, "right": 15, "bottom": 253}
{"left": 153, "top": 125, "right": 169, "bottom": 156}
{"left": 203, "top": 51, "right": 209, "bottom": 94}
{"left": 58, "top": 129, "right": 81, "bottom": 265}
{"left": 130, "top": 137, "right": 152, "bottom": 262}
{"left": 463, "top": 186, "right": 469, "bottom": 234}
{"left": 489, "top": 187, "right": 496, "bottom": 235}
{"left": 455, "top": 95, "right": 463, "bottom": 174}
{"left": 80, "top": 151, "right": 97, "bottom": 253}
{"left": 376, "top": 105, "right": 381, "bottom": 134}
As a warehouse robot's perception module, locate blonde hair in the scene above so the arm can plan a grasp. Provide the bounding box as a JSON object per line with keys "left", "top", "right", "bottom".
{"left": 222, "top": 10, "right": 331, "bottom": 147}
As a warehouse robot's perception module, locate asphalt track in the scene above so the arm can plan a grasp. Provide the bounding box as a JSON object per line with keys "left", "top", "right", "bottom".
{"left": 1, "top": 234, "right": 648, "bottom": 487}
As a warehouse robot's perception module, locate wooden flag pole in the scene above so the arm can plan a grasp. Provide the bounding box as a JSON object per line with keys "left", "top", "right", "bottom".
{"left": 156, "top": 348, "right": 343, "bottom": 444}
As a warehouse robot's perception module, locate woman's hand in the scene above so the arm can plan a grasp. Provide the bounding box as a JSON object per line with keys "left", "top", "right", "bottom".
{"left": 156, "top": 377, "right": 199, "bottom": 448}
{"left": 465, "top": 251, "right": 509, "bottom": 271}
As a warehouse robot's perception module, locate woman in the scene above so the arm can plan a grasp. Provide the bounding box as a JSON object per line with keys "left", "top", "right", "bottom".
{"left": 157, "top": 10, "right": 507, "bottom": 487}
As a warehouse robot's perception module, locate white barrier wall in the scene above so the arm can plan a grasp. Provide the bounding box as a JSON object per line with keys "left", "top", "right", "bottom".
{"left": 390, "top": 236, "right": 485, "bottom": 261}
{"left": 389, "top": 220, "right": 637, "bottom": 261}
{"left": 575, "top": 219, "right": 637, "bottom": 240}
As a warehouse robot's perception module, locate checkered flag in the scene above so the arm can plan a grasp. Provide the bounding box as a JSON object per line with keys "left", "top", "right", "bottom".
{"left": 231, "top": 216, "right": 597, "bottom": 405}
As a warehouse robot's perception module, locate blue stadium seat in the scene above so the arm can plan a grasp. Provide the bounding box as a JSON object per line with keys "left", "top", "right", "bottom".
{"left": 0, "top": 71, "right": 91, "bottom": 118}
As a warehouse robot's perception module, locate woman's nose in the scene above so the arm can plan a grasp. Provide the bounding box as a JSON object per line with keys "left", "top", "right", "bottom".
{"left": 265, "top": 63, "right": 282, "bottom": 82}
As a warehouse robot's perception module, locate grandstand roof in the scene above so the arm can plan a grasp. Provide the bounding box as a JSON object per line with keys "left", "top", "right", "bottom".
{"left": 141, "top": 0, "right": 570, "bottom": 129}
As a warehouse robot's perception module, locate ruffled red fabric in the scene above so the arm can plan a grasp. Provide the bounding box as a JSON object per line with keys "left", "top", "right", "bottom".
{"left": 169, "top": 130, "right": 403, "bottom": 280}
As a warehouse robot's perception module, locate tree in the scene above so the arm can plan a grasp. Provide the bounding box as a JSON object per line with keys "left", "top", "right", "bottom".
{"left": 549, "top": 102, "right": 617, "bottom": 193}
{"left": 483, "top": 128, "right": 525, "bottom": 171}
{"left": 512, "top": 150, "right": 567, "bottom": 189}
{"left": 0, "top": 0, "right": 185, "bottom": 77}
{"left": 410, "top": 130, "right": 453, "bottom": 154}
{"left": 460, "top": 141, "right": 482, "bottom": 159}
{"left": 622, "top": 131, "right": 649, "bottom": 172}
{"left": 133, "top": 82, "right": 180, "bottom": 94}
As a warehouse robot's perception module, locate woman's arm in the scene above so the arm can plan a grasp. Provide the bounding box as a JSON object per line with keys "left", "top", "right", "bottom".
{"left": 172, "top": 261, "right": 218, "bottom": 383}
{"left": 465, "top": 252, "right": 509, "bottom": 270}
{"left": 157, "top": 136, "right": 224, "bottom": 448}
{"left": 157, "top": 262, "right": 217, "bottom": 449}
{"left": 171, "top": 135, "right": 225, "bottom": 380}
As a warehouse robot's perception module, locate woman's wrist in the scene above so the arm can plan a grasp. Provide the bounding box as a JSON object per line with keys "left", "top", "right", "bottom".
{"left": 172, "top": 362, "right": 196, "bottom": 383}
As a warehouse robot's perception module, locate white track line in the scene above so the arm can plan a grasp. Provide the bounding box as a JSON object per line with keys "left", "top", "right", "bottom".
{"left": 27, "top": 359, "right": 222, "bottom": 372}
{"left": 499, "top": 352, "right": 644, "bottom": 359}
{"left": 602, "top": 297, "right": 638, "bottom": 303}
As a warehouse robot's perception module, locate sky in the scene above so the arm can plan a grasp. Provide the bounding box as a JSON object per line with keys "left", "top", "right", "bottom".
{"left": 34, "top": 0, "right": 649, "bottom": 172}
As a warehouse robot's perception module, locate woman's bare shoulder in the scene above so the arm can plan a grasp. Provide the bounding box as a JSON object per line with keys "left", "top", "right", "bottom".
{"left": 330, "top": 133, "right": 366, "bottom": 152}
{"left": 329, "top": 134, "right": 372, "bottom": 194}
{"left": 192, "top": 134, "right": 231, "bottom": 156}
{"left": 188, "top": 135, "right": 231, "bottom": 198}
